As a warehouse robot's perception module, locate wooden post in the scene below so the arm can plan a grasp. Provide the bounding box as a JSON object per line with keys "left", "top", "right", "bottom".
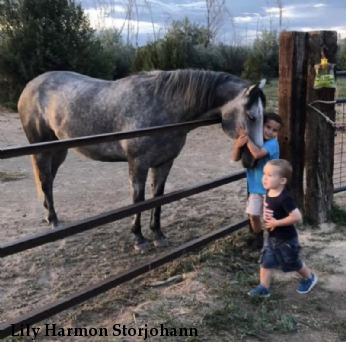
{"left": 278, "top": 31, "right": 308, "bottom": 211}
{"left": 304, "top": 31, "right": 337, "bottom": 223}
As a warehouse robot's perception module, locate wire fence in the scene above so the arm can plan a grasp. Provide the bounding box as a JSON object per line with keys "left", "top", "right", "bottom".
{"left": 334, "top": 102, "right": 346, "bottom": 190}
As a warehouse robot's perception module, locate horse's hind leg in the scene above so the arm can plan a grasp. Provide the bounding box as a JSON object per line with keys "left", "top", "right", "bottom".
{"left": 150, "top": 160, "right": 174, "bottom": 247}
{"left": 128, "top": 160, "right": 150, "bottom": 251}
{"left": 32, "top": 149, "right": 67, "bottom": 227}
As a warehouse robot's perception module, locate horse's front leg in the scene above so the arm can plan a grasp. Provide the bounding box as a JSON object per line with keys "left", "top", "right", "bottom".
{"left": 150, "top": 160, "right": 174, "bottom": 247}
{"left": 128, "top": 160, "right": 150, "bottom": 251}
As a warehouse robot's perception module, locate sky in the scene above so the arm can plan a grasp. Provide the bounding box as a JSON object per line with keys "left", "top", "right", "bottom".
{"left": 80, "top": 0, "right": 346, "bottom": 45}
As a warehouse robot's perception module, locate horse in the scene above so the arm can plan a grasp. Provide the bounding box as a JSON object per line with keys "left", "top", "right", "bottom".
{"left": 18, "top": 69, "right": 266, "bottom": 251}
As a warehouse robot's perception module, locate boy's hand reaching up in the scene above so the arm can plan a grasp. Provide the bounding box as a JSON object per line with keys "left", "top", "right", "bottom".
{"left": 236, "top": 124, "right": 247, "bottom": 137}
{"left": 235, "top": 135, "right": 248, "bottom": 148}
{"left": 235, "top": 124, "right": 248, "bottom": 148}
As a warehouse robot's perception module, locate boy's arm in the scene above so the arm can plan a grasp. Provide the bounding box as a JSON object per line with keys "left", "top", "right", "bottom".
{"left": 265, "top": 209, "right": 302, "bottom": 231}
{"left": 246, "top": 138, "right": 268, "bottom": 159}
{"left": 231, "top": 135, "right": 248, "bottom": 161}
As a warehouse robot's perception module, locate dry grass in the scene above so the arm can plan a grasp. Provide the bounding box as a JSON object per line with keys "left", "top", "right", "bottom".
{"left": 0, "top": 170, "right": 27, "bottom": 182}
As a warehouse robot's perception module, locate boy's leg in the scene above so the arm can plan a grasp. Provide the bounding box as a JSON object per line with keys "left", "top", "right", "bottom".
{"left": 248, "top": 215, "right": 263, "bottom": 249}
{"left": 249, "top": 215, "right": 262, "bottom": 233}
{"left": 297, "top": 263, "right": 312, "bottom": 279}
{"left": 246, "top": 194, "right": 264, "bottom": 249}
{"left": 248, "top": 234, "right": 277, "bottom": 297}
{"left": 296, "top": 263, "right": 318, "bottom": 294}
{"left": 247, "top": 267, "right": 272, "bottom": 297}
{"left": 260, "top": 267, "right": 274, "bottom": 289}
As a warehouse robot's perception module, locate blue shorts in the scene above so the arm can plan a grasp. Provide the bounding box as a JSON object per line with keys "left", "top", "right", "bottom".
{"left": 260, "top": 234, "right": 303, "bottom": 273}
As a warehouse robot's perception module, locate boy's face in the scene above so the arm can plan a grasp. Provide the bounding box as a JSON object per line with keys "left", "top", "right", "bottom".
{"left": 262, "top": 164, "right": 287, "bottom": 190}
{"left": 263, "top": 119, "right": 281, "bottom": 140}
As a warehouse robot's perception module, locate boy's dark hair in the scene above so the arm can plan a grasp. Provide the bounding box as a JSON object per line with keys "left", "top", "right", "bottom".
{"left": 264, "top": 112, "right": 283, "bottom": 127}
{"left": 267, "top": 159, "right": 292, "bottom": 183}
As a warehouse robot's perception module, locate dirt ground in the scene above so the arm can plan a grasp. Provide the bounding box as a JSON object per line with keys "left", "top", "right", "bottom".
{"left": 1, "top": 109, "right": 346, "bottom": 342}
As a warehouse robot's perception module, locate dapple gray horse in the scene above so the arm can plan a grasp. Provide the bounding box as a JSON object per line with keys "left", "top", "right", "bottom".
{"left": 18, "top": 69, "right": 266, "bottom": 250}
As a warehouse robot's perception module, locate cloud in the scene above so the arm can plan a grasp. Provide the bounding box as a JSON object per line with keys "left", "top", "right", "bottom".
{"left": 85, "top": 7, "right": 162, "bottom": 34}
{"left": 81, "top": 0, "right": 346, "bottom": 44}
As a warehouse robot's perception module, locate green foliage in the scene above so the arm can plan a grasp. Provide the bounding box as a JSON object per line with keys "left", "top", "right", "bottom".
{"left": 97, "top": 29, "right": 135, "bottom": 79}
{"left": 165, "top": 17, "right": 209, "bottom": 46}
{"left": 131, "top": 17, "right": 206, "bottom": 72}
{"left": 242, "top": 30, "right": 279, "bottom": 81}
{"left": 0, "top": 0, "right": 114, "bottom": 108}
{"left": 337, "top": 39, "right": 346, "bottom": 71}
{"left": 131, "top": 17, "right": 249, "bottom": 75}
{"left": 217, "top": 43, "right": 251, "bottom": 76}
{"left": 328, "top": 202, "right": 346, "bottom": 230}
{"left": 131, "top": 37, "right": 194, "bottom": 72}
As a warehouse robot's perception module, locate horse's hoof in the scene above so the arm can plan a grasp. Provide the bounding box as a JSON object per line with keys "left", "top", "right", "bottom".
{"left": 153, "top": 238, "right": 169, "bottom": 247}
{"left": 134, "top": 241, "right": 150, "bottom": 252}
{"left": 51, "top": 221, "right": 59, "bottom": 229}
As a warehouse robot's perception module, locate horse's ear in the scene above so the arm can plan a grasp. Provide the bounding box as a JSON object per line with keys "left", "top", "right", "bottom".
{"left": 258, "top": 79, "right": 266, "bottom": 89}
{"left": 246, "top": 79, "right": 266, "bottom": 96}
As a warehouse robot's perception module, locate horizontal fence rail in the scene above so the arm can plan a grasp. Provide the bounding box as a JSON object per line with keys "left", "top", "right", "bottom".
{"left": 0, "top": 117, "right": 221, "bottom": 159}
{"left": 336, "top": 97, "right": 346, "bottom": 104}
{"left": 0, "top": 219, "right": 248, "bottom": 339}
{"left": 0, "top": 170, "right": 246, "bottom": 258}
{"left": 336, "top": 70, "right": 346, "bottom": 77}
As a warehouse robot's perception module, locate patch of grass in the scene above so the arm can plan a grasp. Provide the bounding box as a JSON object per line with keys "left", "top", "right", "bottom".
{"left": 1, "top": 336, "right": 27, "bottom": 342}
{"left": 163, "top": 230, "right": 259, "bottom": 277}
{"left": 0, "top": 170, "right": 27, "bottom": 182}
{"left": 203, "top": 300, "right": 297, "bottom": 338}
{"left": 328, "top": 202, "right": 346, "bottom": 230}
{"left": 328, "top": 318, "right": 346, "bottom": 341}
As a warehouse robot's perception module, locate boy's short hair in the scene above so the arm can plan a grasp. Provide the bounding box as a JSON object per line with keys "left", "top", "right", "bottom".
{"left": 267, "top": 159, "right": 292, "bottom": 183}
{"left": 264, "top": 112, "right": 283, "bottom": 127}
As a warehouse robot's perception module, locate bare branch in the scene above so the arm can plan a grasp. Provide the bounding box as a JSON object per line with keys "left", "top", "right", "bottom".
{"left": 143, "top": 0, "right": 157, "bottom": 41}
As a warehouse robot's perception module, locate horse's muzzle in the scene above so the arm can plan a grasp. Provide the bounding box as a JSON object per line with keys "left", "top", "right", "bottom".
{"left": 240, "top": 145, "right": 257, "bottom": 169}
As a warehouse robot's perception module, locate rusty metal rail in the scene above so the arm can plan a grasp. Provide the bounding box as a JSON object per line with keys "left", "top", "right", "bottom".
{"left": 0, "top": 219, "right": 248, "bottom": 338}
{"left": 0, "top": 117, "right": 221, "bottom": 159}
{"left": 0, "top": 170, "right": 245, "bottom": 258}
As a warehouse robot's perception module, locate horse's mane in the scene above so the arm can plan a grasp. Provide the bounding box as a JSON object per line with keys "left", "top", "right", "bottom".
{"left": 142, "top": 69, "right": 247, "bottom": 112}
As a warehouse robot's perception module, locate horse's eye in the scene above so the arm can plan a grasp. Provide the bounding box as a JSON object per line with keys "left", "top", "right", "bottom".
{"left": 247, "top": 112, "right": 256, "bottom": 121}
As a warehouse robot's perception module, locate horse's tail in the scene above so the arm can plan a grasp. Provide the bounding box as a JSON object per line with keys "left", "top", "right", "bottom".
{"left": 31, "top": 155, "right": 43, "bottom": 197}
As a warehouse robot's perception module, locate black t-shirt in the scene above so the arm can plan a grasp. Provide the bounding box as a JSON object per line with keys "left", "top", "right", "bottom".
{"left": 265, "top": 189, "right": 298, "bottom": 240}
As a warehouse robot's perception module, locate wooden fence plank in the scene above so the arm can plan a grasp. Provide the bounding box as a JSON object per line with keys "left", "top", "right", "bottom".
{"left": 278, "top": 31, "right": 308, "bottom": 211}
{"left": 305, "top": 31, "right": 337, "bottom": 223}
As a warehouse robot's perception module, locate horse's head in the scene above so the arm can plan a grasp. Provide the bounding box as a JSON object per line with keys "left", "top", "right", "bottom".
{"left": 220, "top": 79, "right": 266, "bottom": 169}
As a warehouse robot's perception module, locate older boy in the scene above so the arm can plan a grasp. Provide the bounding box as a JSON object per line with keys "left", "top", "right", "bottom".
{"left": 232, "top": 113, "right": 282, "bottom": 249}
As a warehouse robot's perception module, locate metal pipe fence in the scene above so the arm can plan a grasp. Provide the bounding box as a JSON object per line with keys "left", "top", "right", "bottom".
{"left": 334, "top": 71, "right": 346, "bottom": 192}
{"left": 0, "top": 117, "right": 247, "bottom": 338}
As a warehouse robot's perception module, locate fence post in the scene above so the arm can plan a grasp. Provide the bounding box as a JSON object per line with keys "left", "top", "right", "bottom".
{"left": 304, "top": 31, "right": 337, "bottom": 223}
{"left": 278, "top": 31, "right": 308, "bottom": 211}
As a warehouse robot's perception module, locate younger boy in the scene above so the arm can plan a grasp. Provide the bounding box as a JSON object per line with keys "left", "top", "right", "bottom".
{"left": 248, "top": 159, "right": 317, "bottom": 297}
{"left": 232, "top": 113, "right": 282, "bottom": 249}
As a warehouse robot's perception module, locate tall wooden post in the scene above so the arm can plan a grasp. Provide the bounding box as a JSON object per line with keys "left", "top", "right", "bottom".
{"left": 304, "top": 31, "right": 337, "bottom": 223}
{"left": 278, "top": 32, "right": 308, "bottom": 211}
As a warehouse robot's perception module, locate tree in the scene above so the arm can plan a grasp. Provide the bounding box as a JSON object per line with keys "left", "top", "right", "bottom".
{"left": 131, "top": 18, "right": 208, "bottom": 72}
{"left": 0, "top": 0, "right": 113, "bottom": 107}
{"left": 242, "top": 30, "right": 279, "bottom": 81}
{"left": 205, "top": 0, "right": 225, "bottom": 47}
{"left": 98, "top": 28, "right": 135, "bottom": 79}
{"left": 165, "top": 17, "right": 209, "bottom": 46}
{"left": 337, "top": 38, "right": 346, "bottom": 71}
